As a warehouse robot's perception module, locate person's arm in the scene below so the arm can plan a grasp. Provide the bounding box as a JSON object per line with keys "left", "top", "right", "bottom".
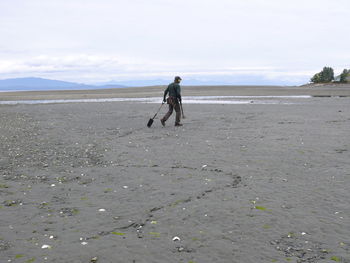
{"left": 163, "top": 86, "right": 169, "bottom": 102}
{"left": 176, "top": 85, "right": 182, "bottom": 102}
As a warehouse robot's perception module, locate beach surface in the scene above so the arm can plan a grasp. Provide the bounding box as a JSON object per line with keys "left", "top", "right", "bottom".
{"left": 1, "top": 84, "right": 350, "bottom": 101}
{"left": 1, "top": 85, "right": 350, "bottom": 263}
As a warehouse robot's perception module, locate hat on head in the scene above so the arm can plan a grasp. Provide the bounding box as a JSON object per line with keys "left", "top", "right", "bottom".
{"left": 174, "top": 76, "right": 182, "bottom": 81}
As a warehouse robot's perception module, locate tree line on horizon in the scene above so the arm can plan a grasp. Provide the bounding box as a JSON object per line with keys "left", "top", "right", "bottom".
{"left": 311, "top": 67, "right": 350, "bottom": 83}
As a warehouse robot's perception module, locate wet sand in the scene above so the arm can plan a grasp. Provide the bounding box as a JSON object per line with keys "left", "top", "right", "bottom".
{"left": 1, "top": 86, "right": 350, "bottom": 263}
{"left": 1, "top": 84, "right": 350, "bottom": 101}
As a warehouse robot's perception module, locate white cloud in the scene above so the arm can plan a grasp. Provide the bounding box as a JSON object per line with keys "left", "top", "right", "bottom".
{"left": 0, "top": 53, "right": 315, "bottom": 85}
{"left": 0, "top": 0, "right": 349, "bottom": 84}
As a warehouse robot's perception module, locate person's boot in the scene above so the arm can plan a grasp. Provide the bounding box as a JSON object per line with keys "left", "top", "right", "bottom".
{"left": 175, "top": 123, "right": 183, "bottom": 127}
{"left": 160, "top": 119, "right": 165, "bottom": 127}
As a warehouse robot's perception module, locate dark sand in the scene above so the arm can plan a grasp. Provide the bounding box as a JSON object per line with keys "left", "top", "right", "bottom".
{"left": 1, "top": 85, "right": 350, "bottom": 263}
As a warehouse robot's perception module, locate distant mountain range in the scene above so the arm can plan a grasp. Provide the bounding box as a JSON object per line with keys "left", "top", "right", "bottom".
{"left": 0, "top": 76, "right": 299, "bottom": 92}
{"left": 94, "top": 76, "right": 298, "bottom": 87}
{"left": 0, "top": 77, "right": 125, "bottom": 91}
{"left": 96, "top": 79, "right": 238, "bottom": 87}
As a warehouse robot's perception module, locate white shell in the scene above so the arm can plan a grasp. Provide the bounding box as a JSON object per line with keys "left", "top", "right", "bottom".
{"left": 172, "top": 236, "right": 181, "bottom": 241}
{"left": 41, "top": 244, "right": 52, "bottom": 249}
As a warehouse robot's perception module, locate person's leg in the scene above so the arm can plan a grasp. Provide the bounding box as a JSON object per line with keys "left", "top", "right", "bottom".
{"left": 174, "top": 103, "right": 181, "bottom": 125}
{"left": 161, "top": 103, "right": 174, "bottom": 125}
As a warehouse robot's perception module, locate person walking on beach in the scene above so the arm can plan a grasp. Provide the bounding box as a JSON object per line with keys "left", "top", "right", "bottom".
{"left": 161, "top": 76, "right": 183, "bottom": 127}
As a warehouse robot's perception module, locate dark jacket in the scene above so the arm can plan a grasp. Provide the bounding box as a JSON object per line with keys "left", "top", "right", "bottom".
{"left": 163, "top": 82, "right": 181, "bottom": 102}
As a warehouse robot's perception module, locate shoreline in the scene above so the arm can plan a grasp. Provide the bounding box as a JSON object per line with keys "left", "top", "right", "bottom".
{"left": 0, "top": 95, "right": 314, "bottom": 106}
{"left": 1, "top": 84, "right": 350, "bottom": 101}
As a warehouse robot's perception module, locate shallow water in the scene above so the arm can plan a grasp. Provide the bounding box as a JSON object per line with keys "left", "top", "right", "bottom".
{"left": 0, "top": 96, "right": 311, "bottom": 105}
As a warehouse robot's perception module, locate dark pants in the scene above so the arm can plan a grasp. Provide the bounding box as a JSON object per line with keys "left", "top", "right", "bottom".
{"left": 161, "top": 97, "right": 181, "bottom": 124}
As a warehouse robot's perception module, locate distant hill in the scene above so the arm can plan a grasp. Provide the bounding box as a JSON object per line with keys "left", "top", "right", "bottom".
{"left": 97, "top": 76, "right": 297, "bottom": 87}
{"left": 0, "top": 77, "right": 125, "bottom": 91}
{"left": 0, "top": 77, "right": 86, "bottom": 90}
{"left": 97, "top": 79, "right": 169, "bottom": 87}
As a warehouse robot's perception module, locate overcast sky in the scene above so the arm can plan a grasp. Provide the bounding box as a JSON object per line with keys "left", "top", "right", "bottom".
{"left": 0, "top": 0, "right": 349, "bottom": 85}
